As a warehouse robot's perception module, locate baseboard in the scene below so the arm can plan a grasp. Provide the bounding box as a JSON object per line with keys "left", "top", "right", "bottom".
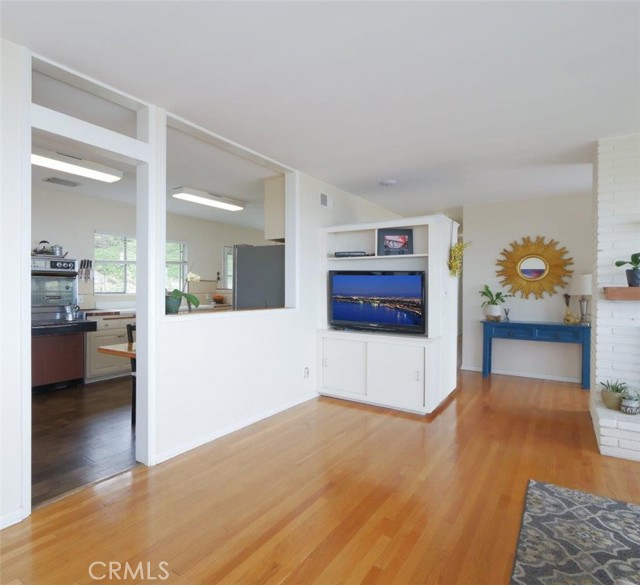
{"left": 1, "top": 506, "right": 29, "bottom": 530}
{"left": 460, "top": 365, "right": 580, "bottom": 384}
{"left": 156, "top": 392, "right": 318, "bottom": 464}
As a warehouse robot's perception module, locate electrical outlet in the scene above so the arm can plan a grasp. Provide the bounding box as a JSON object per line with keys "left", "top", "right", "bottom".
{"left": 304, "top": 367, "right": 310, "bottom": 379}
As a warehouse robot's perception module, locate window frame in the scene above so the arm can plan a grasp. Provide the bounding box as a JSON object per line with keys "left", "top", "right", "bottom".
{"left": 94, "top": 232, "right": 188, "bottom": 295}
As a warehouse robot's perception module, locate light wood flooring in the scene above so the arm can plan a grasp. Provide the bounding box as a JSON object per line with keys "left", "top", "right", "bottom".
{"left": 3, "top": 371, "right": 639, "bottom": 584}
{"left": 31, "top": 377, "right": 136, "bottom": 507}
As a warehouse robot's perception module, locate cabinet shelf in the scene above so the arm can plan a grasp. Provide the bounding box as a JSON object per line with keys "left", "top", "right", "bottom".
{"left": 328, "top": 253, "right": 429, "bottom": 261}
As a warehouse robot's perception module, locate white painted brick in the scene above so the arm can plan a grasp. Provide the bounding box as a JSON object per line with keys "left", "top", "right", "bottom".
{"left": 619, "top": 439, "right": 640, "bottom": 451}
{"left": 598, "top": 416, "right": 618, "bottom": 428}
{"left": 600, "top": 445, "right": 640, "bottom": 461}
{"left": 600, "top": 436, "right": 619, "bottom": 447}
{"left": 601, "top": 427, "right": 640, "bottom": 441}
{"left": 619, "top": 420, "right": 640, "bottom": 432}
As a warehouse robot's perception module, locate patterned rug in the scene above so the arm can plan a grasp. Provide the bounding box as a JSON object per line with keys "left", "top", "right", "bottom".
{"left": 511, "top": 480, "right": 640, "bottom": 585}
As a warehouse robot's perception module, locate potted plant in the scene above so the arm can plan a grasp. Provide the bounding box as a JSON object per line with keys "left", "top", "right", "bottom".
{"left": 165, "top": 272, "right": 201, "bottom": 314}
{"left": 599, "top": 380, "right": 628, "bottom": 410}
{"left": 620, "top": 390, "right": 640, "bottom": 415}
{"left": 479, "top": 284, "right": 513, "bottom": 320}
{"left": 614, "top": 252, "right": 640, "bottom": 287}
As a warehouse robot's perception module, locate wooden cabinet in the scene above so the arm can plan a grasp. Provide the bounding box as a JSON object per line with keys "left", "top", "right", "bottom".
{"left": 264, "top": 175, "right": 285, "bottom": 242}
{"left": 321, "top": 337, "right": 366, "bottom": 395}
{"left": 366, "top": 342, "right": 424, "bottom": 410}
{"left": 318, "top": 214, "right": 459, "bottom": 414}
{"left": 85, "top": 314, "right": 135, "bottom": 381}
{"left": 319, "top": 331, "right": 435, "bottom": 414}
{"left": 32, "top": 332, "right": 85, "bottom": 387}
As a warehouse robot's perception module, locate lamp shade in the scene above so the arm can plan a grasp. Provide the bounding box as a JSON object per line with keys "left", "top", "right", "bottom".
{"left": 567, "top": 274, "right": 592, "bottom": 296}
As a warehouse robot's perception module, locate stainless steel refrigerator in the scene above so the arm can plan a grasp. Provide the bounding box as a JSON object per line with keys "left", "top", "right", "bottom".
{"left": 232, "top": 244, "right": 285, "bottom": 310}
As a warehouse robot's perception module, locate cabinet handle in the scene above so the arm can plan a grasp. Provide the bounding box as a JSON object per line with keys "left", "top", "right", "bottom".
{"left": 117, "top": 334, "right": 126, "bottom": 339}
{"left": 416, "top": 370, "right": 420, "bottom": 382}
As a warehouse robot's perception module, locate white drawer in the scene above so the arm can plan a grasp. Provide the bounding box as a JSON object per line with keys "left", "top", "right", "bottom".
{"left": 95, "top": 315, "right": 136, "bottom": 331}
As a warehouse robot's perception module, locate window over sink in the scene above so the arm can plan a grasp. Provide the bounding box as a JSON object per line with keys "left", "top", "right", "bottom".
{"left": 94, "top": 232, "right": 187, "bottom": 294}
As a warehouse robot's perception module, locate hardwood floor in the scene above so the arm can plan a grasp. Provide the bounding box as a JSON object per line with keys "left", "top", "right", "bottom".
{"left": 4, "top": 372, "right": 639, "bottom": 584}
{"left": 31, "top": 377, "right": 136, "bottom": 507}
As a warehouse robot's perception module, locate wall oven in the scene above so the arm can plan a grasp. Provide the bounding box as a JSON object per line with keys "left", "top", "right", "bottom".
{"left": 31, "top": 257, "right": 78, "bottom": 317}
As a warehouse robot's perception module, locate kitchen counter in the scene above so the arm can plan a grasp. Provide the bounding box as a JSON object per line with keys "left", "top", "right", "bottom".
{"left": 32, "top": 319, "right": 97, "bottom": 336}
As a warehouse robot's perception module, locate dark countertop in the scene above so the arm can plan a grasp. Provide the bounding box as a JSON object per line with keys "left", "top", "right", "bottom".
{"left": 31, "top": 320, "right": 98, "bottom": 336}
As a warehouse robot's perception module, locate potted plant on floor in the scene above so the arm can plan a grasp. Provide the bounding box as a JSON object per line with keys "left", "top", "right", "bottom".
{"left": 614, "top": 252, "right": 640, "bottom": 287}
{"left": 599, "top": 380, "right": 628, "bottom": 410}
{"left": 479, "top": 284, "right": 512, "bottom": 321}
{"left": 620, "top": 390, "right": 640, "bottom": 415}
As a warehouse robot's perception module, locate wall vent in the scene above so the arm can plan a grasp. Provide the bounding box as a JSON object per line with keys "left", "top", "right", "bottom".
{"left": 44, "top": 177, "right": 81, "bottom": 187}
{"left": 320, "top": 193, "right": 334, "bottom": 209}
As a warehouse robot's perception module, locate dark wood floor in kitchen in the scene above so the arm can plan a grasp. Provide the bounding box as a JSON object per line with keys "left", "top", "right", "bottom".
{"left": 32, "top": 377, "right": 137, "bottom": 507}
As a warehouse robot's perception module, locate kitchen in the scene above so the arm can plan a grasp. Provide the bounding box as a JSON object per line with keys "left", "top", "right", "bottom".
{"left": 30, "top": 73, "right": 286, "bottom": 506}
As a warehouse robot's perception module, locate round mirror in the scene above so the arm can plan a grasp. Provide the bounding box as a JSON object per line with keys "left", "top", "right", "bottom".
{"left": 496, "top": 236, "right": 573, "bottom": 299}
{"left": 517, "top": 255, "right": 549, "bottom": 281}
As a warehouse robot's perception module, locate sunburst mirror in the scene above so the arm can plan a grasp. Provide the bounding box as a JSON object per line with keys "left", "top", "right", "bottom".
{"left": 496, "top": 236, "right": 573, "bottom": 299}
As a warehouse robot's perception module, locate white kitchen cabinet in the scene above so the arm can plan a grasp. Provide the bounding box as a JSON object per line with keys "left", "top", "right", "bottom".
{"left": 321, "top": 337, "right": 366, "bottom": 395}
{"left": 263, "top": 175, "right": 285, "bottom": 242}
{"left": 85, "top": 314, "right": 135, "bottom": 381}
{"left": 366, "top": 342, "right": 424, "bottom": 410}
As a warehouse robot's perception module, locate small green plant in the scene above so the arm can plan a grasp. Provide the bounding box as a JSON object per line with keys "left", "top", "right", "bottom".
{"left": 614, "top": 252, "right": 640, "bottom": 270}
{"left": 478, "top": 284, "right": 513, "bottom": 306}
{"left": 599, "top": 380, "right": 628, "bottom": 394}
{"left": 167, "top": 271, "right": 201, "bottom": 310}
{"left": 623, "top": 390, "right": 640, "bottom": 401}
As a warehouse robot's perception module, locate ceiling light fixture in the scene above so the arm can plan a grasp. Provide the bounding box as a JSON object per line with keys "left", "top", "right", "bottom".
{"left": 171, "top": 187, "right": 245, "bottom": 211}
{"left": 31, "top": 148, "right": 123, "bottom": 183}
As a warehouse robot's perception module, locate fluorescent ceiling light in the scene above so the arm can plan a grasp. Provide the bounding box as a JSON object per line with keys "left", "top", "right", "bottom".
{"left": 171, "top": 187, "right": 244, "bottom": 211}
{"left": 31, "top": 148, "right": 123, "bottom": 183}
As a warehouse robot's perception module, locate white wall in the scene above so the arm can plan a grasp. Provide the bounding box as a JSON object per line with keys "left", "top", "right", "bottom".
{"left": 0, "top": 40, "right": 31, "bottom": 528}
{"left": 32, "top": 188, "right": 269, "bottom": 301}
{"left": 154, "top": 174, "right": 398, "bottom": 460}
{"left": 462, "top": 192, "right": 593, "bottom": 382}
{"left": 591, "top": 133, "right": 640, "bottom": 462}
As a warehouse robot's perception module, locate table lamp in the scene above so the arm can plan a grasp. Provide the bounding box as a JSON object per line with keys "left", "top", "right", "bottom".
{"left": 567, "top": 274, "right": 592, "bottom": 324}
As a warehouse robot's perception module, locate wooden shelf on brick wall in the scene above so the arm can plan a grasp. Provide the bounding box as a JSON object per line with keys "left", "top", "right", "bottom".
{"left": 603, "top": 287, "right": 640, "bottom": 301}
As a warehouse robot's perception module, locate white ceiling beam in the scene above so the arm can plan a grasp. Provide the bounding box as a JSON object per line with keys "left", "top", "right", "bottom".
{"left": 31, "top": 104, "right": 150, "bottom": 163}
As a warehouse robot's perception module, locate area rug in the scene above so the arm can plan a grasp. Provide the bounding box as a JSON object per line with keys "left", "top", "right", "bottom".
{"left": 511, "top": 480, "right": 640, "bottom": 585}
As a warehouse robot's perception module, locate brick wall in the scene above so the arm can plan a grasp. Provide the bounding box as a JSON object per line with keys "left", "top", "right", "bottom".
{"left": 592, "top": 133, "right": 640, "bottom": 461}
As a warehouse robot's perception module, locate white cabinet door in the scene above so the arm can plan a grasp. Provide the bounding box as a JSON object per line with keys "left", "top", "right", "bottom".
{"left": 86, "top": 329, "right": 130, "bottom": 379}
{"left": 322, "top": 337, "right": 366, "bottom": 395}
{"left": 366, "top": 342, "right": 424, "bottom": 410}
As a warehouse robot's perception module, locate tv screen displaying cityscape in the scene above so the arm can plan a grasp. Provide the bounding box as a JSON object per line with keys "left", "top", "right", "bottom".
{"left": 328, "top": 270, "right": 426, "bottom": 334}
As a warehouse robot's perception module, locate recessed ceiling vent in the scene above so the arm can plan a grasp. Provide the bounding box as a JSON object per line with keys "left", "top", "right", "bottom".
{"left": 320, "top": 193, "right": 334, "bottom": 209}
{"left": 44, "top": 177, "right": 81, "bottom": 187}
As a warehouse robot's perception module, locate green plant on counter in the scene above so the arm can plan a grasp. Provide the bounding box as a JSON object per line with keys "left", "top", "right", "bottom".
{"left": 614, "top": 252, "right": 640, "bottom": 270}
{"left": 599, "top": 380, "right": 628, "bottom": 394}
{"left": 167, "top": 271, "right": 201, "bottom": 310}
{"left": 478, "top": 284, "right": 513, "bottom": 306}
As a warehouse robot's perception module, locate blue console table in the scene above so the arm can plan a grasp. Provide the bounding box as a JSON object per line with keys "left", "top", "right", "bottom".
{"left": 482, "top": 321, "right": 591, "bottom": 389}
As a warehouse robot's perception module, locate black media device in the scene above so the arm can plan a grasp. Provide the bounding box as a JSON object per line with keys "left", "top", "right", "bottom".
{"left": 328, "top": 270, "right": 426, "bottom": 334}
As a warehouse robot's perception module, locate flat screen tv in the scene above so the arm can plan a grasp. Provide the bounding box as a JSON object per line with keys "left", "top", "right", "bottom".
{"left": 328, "top": 270, "right": 426, "bottom": 334}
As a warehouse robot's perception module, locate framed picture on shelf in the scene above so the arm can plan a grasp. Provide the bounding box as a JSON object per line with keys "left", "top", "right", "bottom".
{"left": 377, "top": 228, "right": 414, "bottom": 256}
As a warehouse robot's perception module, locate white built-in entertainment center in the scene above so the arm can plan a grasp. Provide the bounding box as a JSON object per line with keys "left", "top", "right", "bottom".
{"left": 317, "top": 215, "right": 459, "bottom": 415}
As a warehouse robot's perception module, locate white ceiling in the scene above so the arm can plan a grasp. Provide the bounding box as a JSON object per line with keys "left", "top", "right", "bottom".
{"left": 4, "top": 1, "right": 640, "bottom": 222}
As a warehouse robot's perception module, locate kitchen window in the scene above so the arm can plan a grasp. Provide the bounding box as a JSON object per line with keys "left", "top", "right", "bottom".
{"left": 223, "top": 246, "right": 233, "bottom": 289}
{"left": 94, "top": 233, "right": 187, "bottom": 294}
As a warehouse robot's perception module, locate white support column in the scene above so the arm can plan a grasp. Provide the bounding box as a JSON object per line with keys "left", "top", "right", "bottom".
{"left": 0, "top": 39, "right": 32, "bottom": 528}
{"left": 135, "top": 106, "right": 165, "bottom": 466}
